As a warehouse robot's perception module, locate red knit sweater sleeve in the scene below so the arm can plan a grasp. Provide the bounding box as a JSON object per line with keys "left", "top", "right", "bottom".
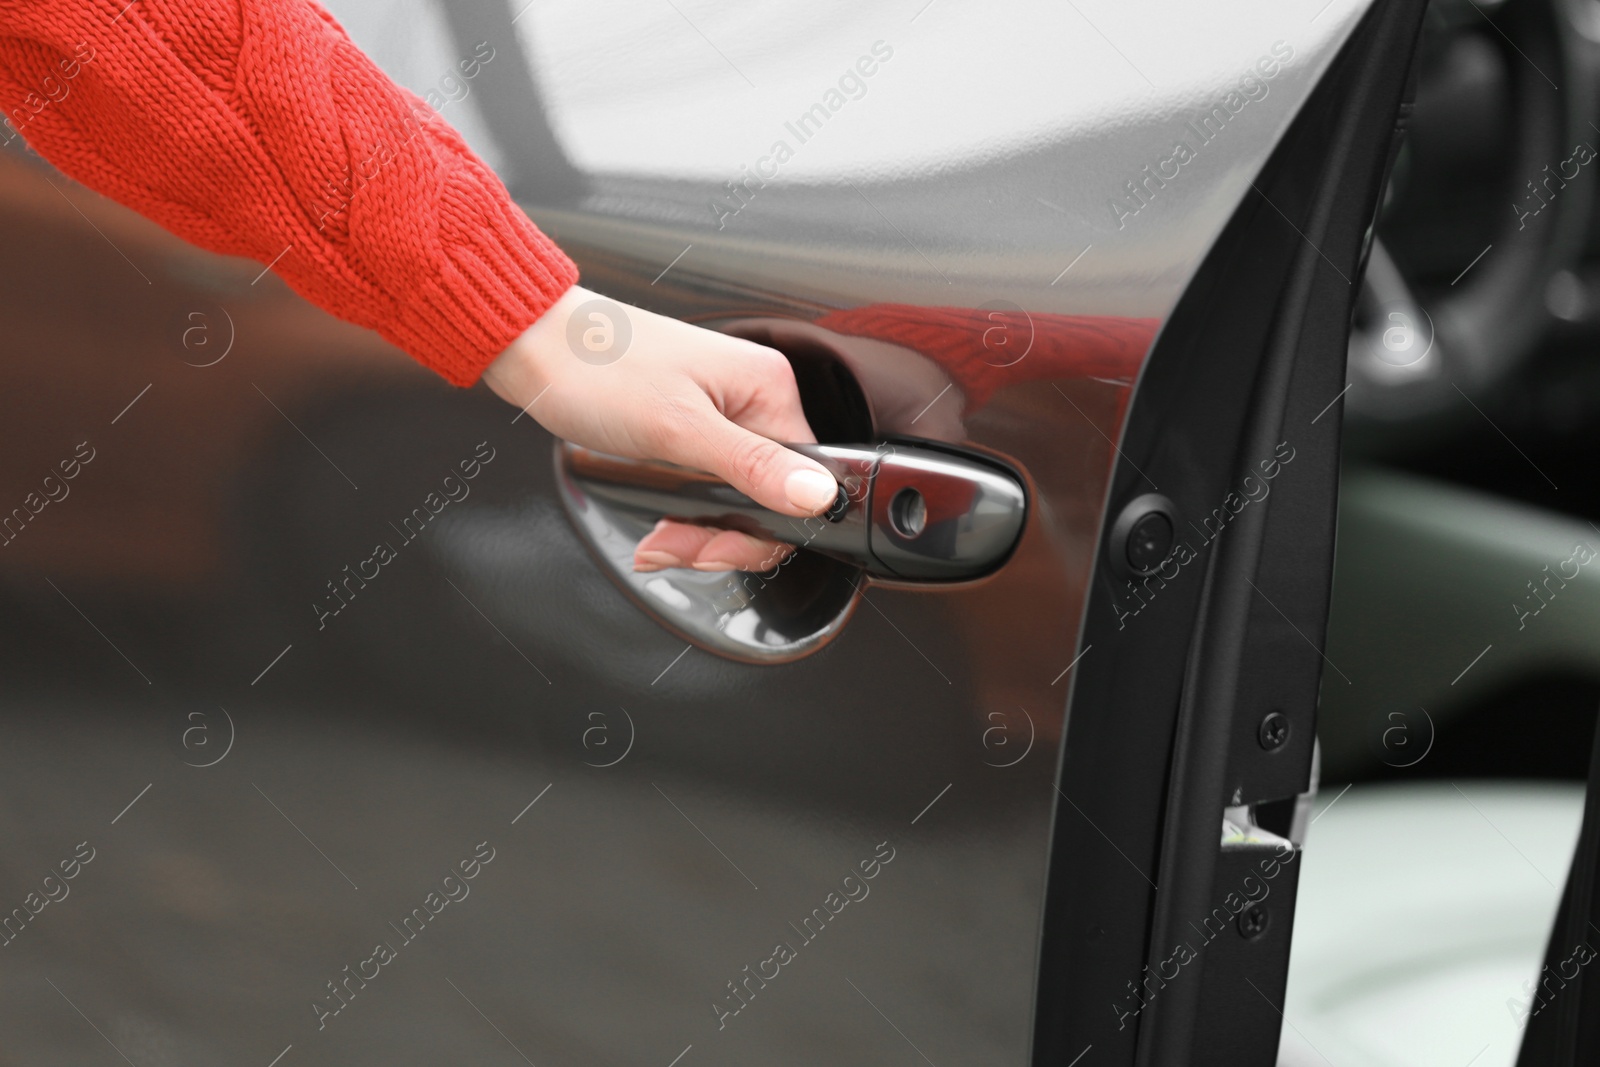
{"left": 0, "top": 0, "right": 579, "bottom": 385}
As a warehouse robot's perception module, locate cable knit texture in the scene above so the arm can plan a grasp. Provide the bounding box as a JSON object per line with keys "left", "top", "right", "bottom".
{"left": 0, "top": 0, "right": 578, "bottom": 385}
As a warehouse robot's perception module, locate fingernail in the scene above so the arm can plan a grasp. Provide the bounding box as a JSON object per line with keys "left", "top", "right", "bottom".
{"left": 691, "top": 560, "right": 738, "bottom": 572}
{"left": 784, "top": 468, "right": 838, "bottom": 514}
{"left": 634, "top": 549, "right": 683, "bottom": 571}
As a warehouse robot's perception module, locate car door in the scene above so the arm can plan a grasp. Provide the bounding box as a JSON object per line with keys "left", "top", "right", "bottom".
{"left": 0, "top": 1, "right": 1424, "bottom": 1065}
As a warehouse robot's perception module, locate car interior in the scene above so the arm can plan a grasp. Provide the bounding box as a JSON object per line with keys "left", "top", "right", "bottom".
{"left": 1284, "top": 0, "right": 1600, "bottom": 1063}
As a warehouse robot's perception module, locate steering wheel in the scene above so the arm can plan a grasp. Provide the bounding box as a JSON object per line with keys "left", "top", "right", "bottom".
{"left": 1347, "top": 0, "right": 1599, "bottom": 423}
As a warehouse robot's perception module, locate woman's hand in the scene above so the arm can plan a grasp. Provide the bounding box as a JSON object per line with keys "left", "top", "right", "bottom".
{"left": 482, "top": 285, "right": 837, "bottom": 573}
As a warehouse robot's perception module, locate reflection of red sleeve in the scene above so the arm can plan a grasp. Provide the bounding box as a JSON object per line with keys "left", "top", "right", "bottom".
{"left": 815, "top": 304, "right": 1158, "bottom": 413}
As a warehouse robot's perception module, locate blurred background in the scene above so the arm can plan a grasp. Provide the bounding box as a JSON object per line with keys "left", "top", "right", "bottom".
{"left": 1283, "top": 0, "right": 1600, "bottom": 1063}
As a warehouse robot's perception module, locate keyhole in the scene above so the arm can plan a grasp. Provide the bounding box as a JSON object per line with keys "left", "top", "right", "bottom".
{"left": 889, "top": 488, "right": 927, "bottom": 539}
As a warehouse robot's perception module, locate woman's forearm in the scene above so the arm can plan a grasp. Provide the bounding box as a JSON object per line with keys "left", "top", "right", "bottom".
{"left": 0, "top": 0, "right": 577, "bottom": 384}
{"left": 0, "top": 0, "right": 842, "bottom": 574}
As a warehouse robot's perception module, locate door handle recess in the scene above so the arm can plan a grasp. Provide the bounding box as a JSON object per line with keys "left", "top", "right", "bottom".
{"left": 562, "top": 442, "right": 1027, "bottom": 581}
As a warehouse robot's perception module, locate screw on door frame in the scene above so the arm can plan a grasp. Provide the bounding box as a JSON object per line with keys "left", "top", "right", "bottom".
{"left": 1258, "top": 711, "right": 1290, "bottom": 751}
{"left": 1238, "top": 902, "right": 1270, "bottom": 940}
{"left": 1108, "top": 493, "right": 1177, "bottom": 578}
{"left": 1125, "top": 511, "right": 1174, "bottom": 573}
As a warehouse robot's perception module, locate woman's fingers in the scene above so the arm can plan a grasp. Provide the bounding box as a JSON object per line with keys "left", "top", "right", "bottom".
{"left": 689, "top": 342, "right": 819, "bottom": 446}
{"left": 482, "top": 285, "right": 837, "bottom": 567}
{"left": 634, "top": 520, "right": 793, "bottom": 573}
{"left": 654, "top": 346, "right": 835, "bottom": 518}
{"left": 658, "top": 404, "right": 838, "bottom": 518}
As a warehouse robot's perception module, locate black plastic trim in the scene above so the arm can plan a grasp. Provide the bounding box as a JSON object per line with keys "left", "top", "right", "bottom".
{"left": 1030, "top": 2, "right": 1430, "bottom": 1064}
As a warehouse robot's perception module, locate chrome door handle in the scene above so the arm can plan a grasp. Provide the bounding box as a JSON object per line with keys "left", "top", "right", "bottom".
{"left": 560, "top": 441, "right": 1027, "bottom": 580}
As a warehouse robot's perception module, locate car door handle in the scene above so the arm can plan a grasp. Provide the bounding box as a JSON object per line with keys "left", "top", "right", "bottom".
{"left": 560, "top": 442, "right": 1027, "bottom": 580}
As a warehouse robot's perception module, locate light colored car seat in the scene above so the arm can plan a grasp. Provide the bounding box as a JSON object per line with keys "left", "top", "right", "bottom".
{"left": 1281, "top": 781, "right": 1584, "bottom": 1067}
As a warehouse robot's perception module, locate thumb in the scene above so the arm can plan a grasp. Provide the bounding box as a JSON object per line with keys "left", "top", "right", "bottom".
{"left": 665, "top": 404, "right": 838, "bottom": 518}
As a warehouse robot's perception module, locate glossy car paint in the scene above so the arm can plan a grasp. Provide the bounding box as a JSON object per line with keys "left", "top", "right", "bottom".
{"left": 0, "top": 1, "right": 1389, "bottom": 1064}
